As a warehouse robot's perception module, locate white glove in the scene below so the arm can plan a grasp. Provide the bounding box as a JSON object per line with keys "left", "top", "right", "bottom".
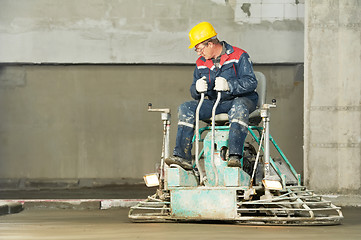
{"left": 196, "top": 76, "right": 207, "bottom": 93}
{"left": 214, "top": 77, "right": 230, "bottom": 91}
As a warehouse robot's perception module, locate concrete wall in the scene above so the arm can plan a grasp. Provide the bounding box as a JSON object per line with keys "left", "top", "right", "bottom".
{"left": 0, "top": 0, "right": 305, "bottom": 64}
{"left": 0, "top": 0, "right": 306, "bottom": 187}
{"left": 0, "top": 0, "right": 359, "bottom": 205}
{"left": 304, "top": 0, "right": 361, "bottom": 195}
{"left": 0, "top": 64, "right": 303, "bottom": 186}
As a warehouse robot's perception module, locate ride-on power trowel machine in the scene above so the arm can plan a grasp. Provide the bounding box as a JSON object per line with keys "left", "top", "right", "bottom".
{"left": 128, "top": 72, "right": 343, "bottom": 225}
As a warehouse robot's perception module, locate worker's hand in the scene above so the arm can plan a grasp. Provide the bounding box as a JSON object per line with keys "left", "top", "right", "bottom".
{"left": 196, "top": 76, "right": 207, "bottom": 93}
{"left": 214, "top": 77, "right": 230, "bottom": 91}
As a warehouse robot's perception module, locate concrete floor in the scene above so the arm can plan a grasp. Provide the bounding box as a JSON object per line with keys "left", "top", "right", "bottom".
{"left": 0, "top": 207, "right": 360, "bottom": 240}
{"left": 0, "top": 185, "right": 155, "bottom": 200}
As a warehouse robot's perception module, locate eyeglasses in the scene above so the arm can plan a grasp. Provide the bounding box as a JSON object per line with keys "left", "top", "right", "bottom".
{"left": 194, "top": 44, "right": 207, "bottom": 53}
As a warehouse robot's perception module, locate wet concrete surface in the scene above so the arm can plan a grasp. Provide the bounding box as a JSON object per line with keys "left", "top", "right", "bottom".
{"left": 0, "top": 185, "right": 155, "bottom": 200}
{"left": 0, "top": 185, "right": 156, "bottom": 213}
{"left": 1, "top": 185, "right": 360, "bottom": 239}
{"left": 0, "top": 207, "right": 360, "bottom": 240}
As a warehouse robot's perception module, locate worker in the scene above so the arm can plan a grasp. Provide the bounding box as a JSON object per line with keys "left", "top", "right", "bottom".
{"left": 165, "top": 22, "right": 258, "bottom": 170}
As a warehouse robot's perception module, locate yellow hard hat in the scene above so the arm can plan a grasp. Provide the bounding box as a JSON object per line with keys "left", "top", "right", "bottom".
{"left": 188, "top": 22, "right": 217, "bottom": 49}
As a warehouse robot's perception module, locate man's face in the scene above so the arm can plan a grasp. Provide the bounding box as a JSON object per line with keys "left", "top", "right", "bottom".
{"left": 195, "top": 42, "right": 211, "bottom": 59}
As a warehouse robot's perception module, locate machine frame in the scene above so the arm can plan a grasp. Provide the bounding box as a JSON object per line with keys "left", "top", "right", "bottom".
{"left": 129, "top": 72, "right": 343, "bottom": 226}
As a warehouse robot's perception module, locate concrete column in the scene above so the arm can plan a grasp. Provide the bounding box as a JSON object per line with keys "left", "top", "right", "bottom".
{"left": 304, "top": 0, "right": 361, "bottom": 194}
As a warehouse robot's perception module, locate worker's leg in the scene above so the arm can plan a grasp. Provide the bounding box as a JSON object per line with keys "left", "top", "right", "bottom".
{"left": 227, "top": 97, "right": 257, "bottom": 157}
{"left": 172, "top": 100, "right": 213, "bottom": 161}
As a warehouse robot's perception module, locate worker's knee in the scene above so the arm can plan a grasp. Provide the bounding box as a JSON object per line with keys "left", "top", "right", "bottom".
{"left": 229, "top": 105, "right": 249, "bottom": 122}
{"left": 178, "top": 101, "right": 197, "bottom": 123}
{"left": 228, "top": 97, "right": 255, "bottom": 121}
